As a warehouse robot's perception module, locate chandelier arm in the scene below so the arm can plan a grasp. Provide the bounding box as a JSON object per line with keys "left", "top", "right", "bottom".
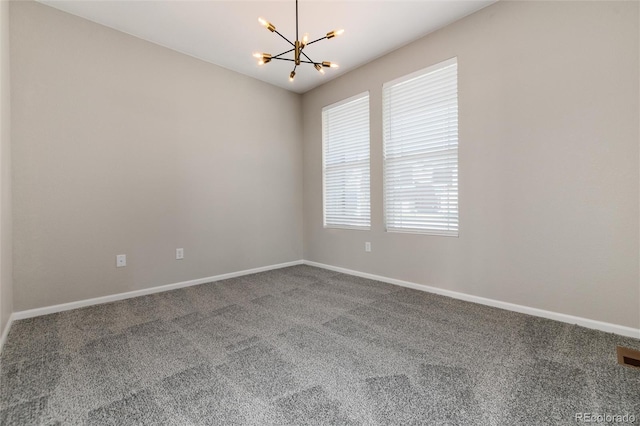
{"left": 271, "top": 57, "right": 317, "bottom": 64}
{"left": 305, "top": 36, "right": 328, "bottom": 46}
{"left": 300, "top": 50, "right": 316, "bottom": 64}
{"left": 273, "top": 48, "right": 295, "bottom": 59}
{"left": 273, "top": 30, "right": 296, "bottom": 48}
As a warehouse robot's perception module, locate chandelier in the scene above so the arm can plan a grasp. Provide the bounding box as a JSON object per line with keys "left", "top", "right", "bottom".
{"left": 253, "top": 0, "right": 344, "bottom": 82}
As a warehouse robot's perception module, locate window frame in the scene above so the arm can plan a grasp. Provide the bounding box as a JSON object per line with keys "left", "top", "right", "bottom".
{"left": 382, "top": 57, "right": 459, "bottom": 237}
{"left": 322, "top": 91, "right": 371, "bottom": 230}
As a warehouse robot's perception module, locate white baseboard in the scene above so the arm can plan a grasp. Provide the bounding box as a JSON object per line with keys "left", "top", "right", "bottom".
{"left": 1, "top": 257, "right": 637, "bottom": 354}
{"left": 0, "top": 312, "right": 15, "bottom": 354}
{"left": 303, "top": 260, "right": 640, "bottom": 339}
{"left": 10, "top": 260, "right": 304, "bottom": 322}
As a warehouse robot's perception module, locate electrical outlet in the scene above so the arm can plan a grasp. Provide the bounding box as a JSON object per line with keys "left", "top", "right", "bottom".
{"left": 365, "top": 242, "right": 371, "bottom": 252}
{"left": 176, "top": 248, "right": 184, "bottom": 260}
{"left": 116, "top": 254, "right": 126, "bottom": 267}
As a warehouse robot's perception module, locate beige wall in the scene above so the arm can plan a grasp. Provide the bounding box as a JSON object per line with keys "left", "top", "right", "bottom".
{"left": 1, "top": 0, "right": 13, "bottom": 334}
{"left": 11, "top": 1, "right": 303, "bottom": 311}
{"left": 7, "top": 0, "right": 640, "bottom": 331}
{"left": 303, "top": 1, "right": 640, "bottom": 329}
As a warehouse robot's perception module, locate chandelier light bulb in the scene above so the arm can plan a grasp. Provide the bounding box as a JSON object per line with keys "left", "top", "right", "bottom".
{"left": 289, "top": 70, "right": 296, "bottom": 81}
{"left": 302, "top": 33, "right": 309, "bottom": 47}
{"left": 326, "top": 29, "right": 344, "bottom": 39}
{"left": 258, "top": 55, "right": 271, "bottom": 65}
{"left": 258, "top": 17, "right": 276, "bottom": 32}
{"left": 314, "top": 63, "right": 325, "bottom": 74}
{"left": 253, "top": 52, "right": 262, "bottom": 59}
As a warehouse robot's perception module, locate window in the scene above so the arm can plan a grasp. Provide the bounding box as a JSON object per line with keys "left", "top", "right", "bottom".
{"left": 383, "top": 58, "right": 458, "bottom": 236}
{"left": 322, "top": 92, "right": 370, "bottom": 229}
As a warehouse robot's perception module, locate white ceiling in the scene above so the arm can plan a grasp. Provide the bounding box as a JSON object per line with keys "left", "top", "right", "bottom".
{"left": 38, "top": 0, "right": 495, "bottom": 94}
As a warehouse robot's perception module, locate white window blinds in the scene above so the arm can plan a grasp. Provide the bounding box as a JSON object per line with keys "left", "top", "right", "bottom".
{"left": 323, "top": 92, "right": 371, "bottom": 229}
{"left": 383, "top": 58, "right": 458, "bottom": 236}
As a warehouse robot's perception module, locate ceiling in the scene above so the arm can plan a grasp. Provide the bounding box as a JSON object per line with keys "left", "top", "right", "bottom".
{"left": 38, "top": 0, "right": 495, "bottom": 94}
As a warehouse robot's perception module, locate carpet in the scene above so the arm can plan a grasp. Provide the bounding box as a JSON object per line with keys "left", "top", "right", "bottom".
{"left": 1, "top": 265, "right": 639, "bottom": 425}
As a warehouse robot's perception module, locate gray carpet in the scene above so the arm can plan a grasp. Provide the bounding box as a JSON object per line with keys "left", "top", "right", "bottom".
{"left": 1, "top": 265, "right": 639, "bottom": 425}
